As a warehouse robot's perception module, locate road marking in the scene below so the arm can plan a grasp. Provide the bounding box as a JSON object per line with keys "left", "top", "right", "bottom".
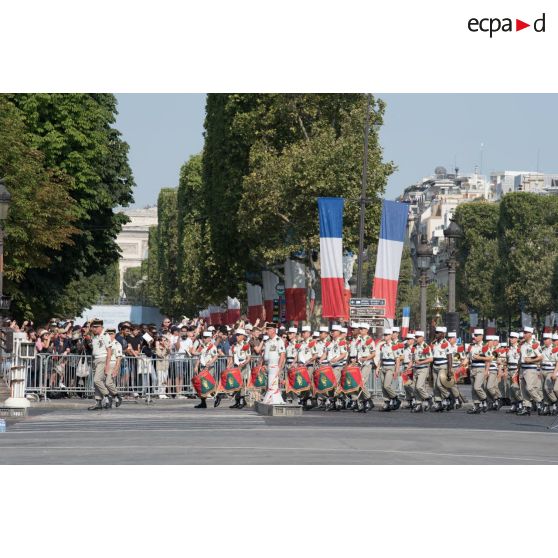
{"left": 0, "top": 444, "right": 556, "bottom": 463}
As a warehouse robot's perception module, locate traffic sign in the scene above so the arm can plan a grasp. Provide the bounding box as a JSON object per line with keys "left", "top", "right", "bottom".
{"left": 350, "top": 307, "right": 385, "bottom": 317}
{"left": 358, "top": 318, "right": 385, "bottom": 327}
{"left": 349, "top": 297, "right": 386, "bottom": 307}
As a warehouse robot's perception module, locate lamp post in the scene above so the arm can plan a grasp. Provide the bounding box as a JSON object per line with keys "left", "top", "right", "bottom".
{"left": 0, "top": 178, "right": 12, "bottom": 312}
{"left": 443, "top": 218, "right": 462, "bottom": 313}
{"left": 416, "top": 235, "right": 433, "bottom": 333}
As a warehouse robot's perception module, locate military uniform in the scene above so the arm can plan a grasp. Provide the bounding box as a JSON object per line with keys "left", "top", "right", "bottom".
{"left": 401, "top": 338, "right": 416, "bottom": 406}
{"left": 378, "top": 330, "right": 401, "bottom": 411}
{"left": 89, "top": 321, "right": 119, "bottom": 410}
{"left": 518, "top": 331, "right": 543, "bottom": 414}
{"left": 505, "top": 336, "right": 522, "bottom": 412}
{"left": 356, "top": 328, "right": 375, "bottom": 402}
{"left": 484, "top": 337, "right": 502, "bottom": 410}
{"left": 431, "top": 328, "right": 451, "bottom": 410}
{"left": 262, "top": 328, "right": 286, "bottom": 405}
{"left": 467, "top": 331, "right": 489, "bottom": 413}
{"left": 229, "top": 334, "right": 251, "bottom": 408}
{"left": 540, "top": 336, "right": 558, "bottom": 414}
{"left": 411, "top": 334, "right": 432, "bottom": 411}
{"left": 447, "top": 337, "right": 466, "bottom": 408}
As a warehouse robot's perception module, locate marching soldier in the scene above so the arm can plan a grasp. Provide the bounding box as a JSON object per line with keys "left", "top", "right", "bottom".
{"left": 517, "top": 326, "right": 544, "bottom": 416}
{"left": 540, "top": 332, "right": 558, "bottom": 415}
{"left": 376, "top": 328, "right": 402, "bottom": 412}
{"left": 485, "top": 335, "right": 502, "bottom": 411}
{"left": 194, "top": 331, "right": 219, "bottom": 409}
{"left": 262, "top": 322, "right": 287, "bottom": 405}
{"left": 447, "top": 332, "right": 466, "bottom": 409}
{"left": 319, "top": 325, "right": 348, "bottom": 410}
{"left": 431, "top": 326, "right": 451, "bottom": 411}
{"left": 466, "top": 328, "right": 491, "bottom": 414}
{"left": 505, "top": 332, "right": 522, "bottom": 414}
{"left": 401, "top": 332, "right": 416, "bottom": 409}
{"left": 354, "top": 323, "right": 376, "bottom": 412}
{"left": 226, "top": 328, "right": 251, "bottom": 409}
{"left": 88, "top": 319, "right": 121, "bottom": 410}
{"left": 313, "top": 326, "right": 330, "bottom": 362}
{"left": 294, "top": 325, "right": 315, "bottom": 407}
{"left": 411, "top": 331, "right": 433, "bottom": 412}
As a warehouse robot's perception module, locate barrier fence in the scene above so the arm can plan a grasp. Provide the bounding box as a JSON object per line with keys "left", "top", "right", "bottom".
{"left": 21, "top": 353, "right": 398, "bottom": 401}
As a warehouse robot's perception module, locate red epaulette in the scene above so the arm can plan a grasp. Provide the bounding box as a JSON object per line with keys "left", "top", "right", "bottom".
{"left": 394, "top": 343, "right": 405, "bottom": 350}
{"left": 339, "top": 340, "right": 347, "bottom": 347}
{"left": 242, "top": 344, "right": 250, "bottom": 351}
{"left": 325, "top": 341, "right": 331, "bottom": 347}
{"left": 482, "top": 345, "right": 489, "bottom": 353}
{"left": 295, "top": 343, "right": 301, "bottom": 350}
{"left": 422, "top": 346, "right": 430, "bottom": 354}
{"left": 411, "top": 346, "right": 416, "bottom": 354}
{"left": 457, "top": 345, "right": 465, "bottom": 353}
{"left": 552, "top": 347, "right": 558, "bottom": 354}
{"left": 308, "top": 340, "right": 316, "bottom": 348}
{"left": 441, "top": 341, "right": 449, "bottom": 349}
{"left": 365, "top": 338, "right": 374, "bottom": 346}
{"left": 532, "top": 343, "right": 540, "bottom": 349}
{"left": 208, "top": 343, "right": 214, "bottom": 350}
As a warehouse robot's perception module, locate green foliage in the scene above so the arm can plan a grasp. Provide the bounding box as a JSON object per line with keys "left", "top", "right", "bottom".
{"left": 0, "top": 94, "right": 134, "bottom": 321}
{"left": 453, "top": 201, "right": 500, "bottom": 320}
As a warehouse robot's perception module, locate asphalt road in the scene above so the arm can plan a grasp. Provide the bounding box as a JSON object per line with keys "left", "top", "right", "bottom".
{"left": 2, "top": 397, "right": 558, "bottom": 464}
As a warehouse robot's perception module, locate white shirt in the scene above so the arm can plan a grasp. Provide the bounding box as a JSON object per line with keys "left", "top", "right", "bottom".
{"left": 178, "top": 337, "right": 193, "bottom": 355}
{"left": 109, "top": 339, "right": 123, "bottom": 362}
{"left": 263, "top": 335, "right": 286, "bottom": 366}
{"left": 91, "top": 331, "right": 112, "bottom": 360}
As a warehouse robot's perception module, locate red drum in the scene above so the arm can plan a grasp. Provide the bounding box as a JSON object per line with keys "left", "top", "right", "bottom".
{"left": 401, "top": 370, "right": 414, "bottom": 385}
{"left": 220, "top": 367, "right": 243, "bottom": 394}
{"left": 287, "top": 365, "right": 312, "bottom": 395}
{"left": 249, "top": 365, "right": 268, "bottom": 389}
{"left": 313, "top": 365, "right": 337, "bottom": 394}
{"left": 339, "top": 365, "right": 364, "bottom": 394}
{"left": 192, "top": 369, "right": 217, "bottom": 398}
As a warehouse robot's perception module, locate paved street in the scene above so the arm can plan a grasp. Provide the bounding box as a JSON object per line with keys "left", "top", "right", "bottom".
{"left": 2, "top": 397, "right": 558, "bottom": 464}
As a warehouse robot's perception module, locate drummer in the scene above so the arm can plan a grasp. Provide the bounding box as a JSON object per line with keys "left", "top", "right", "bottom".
{"left": 194, "top": 331, "right": 219, "bottom": 409}
{"left": 320, "top": 325, "right": 348, "bottom": 410}
{"left": 224, "top": 328, "right": 252, "bottom": 410}
{"left": 295, "top": 325, "right": 315, "bottom": 407}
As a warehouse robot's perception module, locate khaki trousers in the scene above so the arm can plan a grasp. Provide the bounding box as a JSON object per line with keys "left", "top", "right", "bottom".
{"left": 433, "top": 365, "right": 449, "bottom": 401}
{"left": 520, "top": 369, "right": 543, "bottom": 408}
{"left": 380, "top": 365, "right": 397, "bottom": 401}
{"left": 93, "top": 359, "right": 118, "bottom": 400}
{"left": 360, "top": 364, "right": 372, "bottom": 399}
{"left": 450, "top": 367, "right": 463, "bottom": 400}
{"left": 413, "top": 367, "right": 431, "bottom": 401}
{"left": 486, "top": 371, "right": 501, "bottom": 401}
{"left": 541, "top": 370, "right": 558, "bottom": 404}
{"left": 506, "top": 369, "right": 522, "bottom": 402}
{"left": 470, "top": 368, "right": 487, "bottom": 404}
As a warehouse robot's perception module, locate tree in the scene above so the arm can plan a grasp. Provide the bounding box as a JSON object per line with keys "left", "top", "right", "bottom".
{"left": 498, "top": 192, "right": 558, "bottom": 330}
{"left": 453, "top": 200, "right": 500, "bottom": 323}
{"left": 237, "top": 95, "right": 394, "bottom": 324}
{"left": 0, "top": 97, "right": 81, "bottom": 320}
{"left": 2, "top": 94, "right": 134, "bottom": 321}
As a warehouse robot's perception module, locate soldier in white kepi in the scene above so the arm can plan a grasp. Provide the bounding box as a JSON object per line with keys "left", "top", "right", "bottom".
{"left": 517, "top": 326, "right": 544, "bottom": 416}
{"left": 539, "top": 332, "right": 558, "bottom": 415}
{"left": 88, "top": 319, "right": 121, "bottom": 410}
{"left": 505, "top": 332, "right": 522, "bottom": 413}
{"left": 262, "top": 322, "right": 286, "bottom": 404}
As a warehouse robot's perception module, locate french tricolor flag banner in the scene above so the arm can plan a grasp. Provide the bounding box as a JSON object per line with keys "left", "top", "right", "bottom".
{"left": 262, "top": 270, "right": 279, "bottom": 321}
{"left": 318, "top": 197, "right": 346, "bottom": 319}
{"left": 226, "top": 297, "right": 241, "bottom": 324}
{"left": 246, "top": 283, "right": 265, "bottom": 324}
{"left": 401, "top": 307, "right": 410, "bottom": 338}
{"left": 284, "top": 259, "right": 307, "bottom": 321}
{"left": 372, "top": 200, "right": 409, "bottom": 320}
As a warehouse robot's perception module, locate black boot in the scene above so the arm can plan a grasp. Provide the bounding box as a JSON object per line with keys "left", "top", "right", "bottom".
{"left": 237, "top": 396, "right": 247, "bottom": 410}
{"left": 506, "top": 402, "right": 518, "bottom": 414}
{"left": 194, "top": 398, "right": 207, "bottom": 409}
{"left": 229, "top": 395, "right": 240, "bottom": 409}
{"left": 423, "top": 397, "right": 433, "bottom": 412}
{"left": 430, "top": 401, "right": 442, "bottom": 412}
{"left": 467, "top": 404, "right": 482, "bottom": 414}
{"left": 380, "top": 401, "right": 391, "bottom": 412}
{"left": 493, "top": 398, "right": 502, "bottom": 411}
{"left": 213, "top": 394, "right": 223, "bottom": 408}
{"left": 411, "top": 402, "right": 423, "bottom": 413}
{"left": 88, "top": 400, "right": 103, "bottom": 411}
{"left": 104, "top": 395, "right": 113, "bottom": 409}
{"left": 517, "top": 406, "right": 531, "bottom": 416}
{"left": 114, "top": 394, "right": 123, "bottom": 408}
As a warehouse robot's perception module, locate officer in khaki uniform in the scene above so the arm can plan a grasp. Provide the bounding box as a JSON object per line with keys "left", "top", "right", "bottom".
{"left": 466, "top": 328, "right": 491, "bottom": 414}
{"left": 411, "top": 331, "right": 433, "bottom": 412}
{"left": 106, "top": 328, "right": 123, "bottom": 408}
{"left": 505, "top": 332, "right": 522, "bottom": 413}
{"left": 194, "top": 331, "right": 219, "bottom": 409}
{"left": 539, "top": 332, "right": 558, "bottom": 415}
{"left": 517, "top": 326, "right": 544, "bottom": 416}
{"left": 320, "top": 325, "right": 347, "bottom": 410}
{"left": 89, "top": 320, "right": 121, "bottom": 410}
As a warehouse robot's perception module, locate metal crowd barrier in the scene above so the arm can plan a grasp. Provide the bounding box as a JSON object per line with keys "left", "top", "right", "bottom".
{"left": 26, "top": 353, "right": 400, "bottom": 401}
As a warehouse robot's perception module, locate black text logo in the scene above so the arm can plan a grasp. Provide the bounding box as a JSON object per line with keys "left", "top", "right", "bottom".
{"left": 468, "top": 13, "right": 546, "bottom": 37}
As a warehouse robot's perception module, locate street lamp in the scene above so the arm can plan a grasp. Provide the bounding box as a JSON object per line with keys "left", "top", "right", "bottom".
{"left": 443, "top": 218, "right": 462, "bottom": 312}
{"left": 0, "top": 178, "right": 12, "bottom": 312}
{"left": 416, "top": 235, "right": 433, "bottom": 333}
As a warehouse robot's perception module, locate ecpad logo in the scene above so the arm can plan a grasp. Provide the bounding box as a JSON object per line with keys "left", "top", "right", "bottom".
{"left": 468, "top": 13, "right": 546, "bottom": 37}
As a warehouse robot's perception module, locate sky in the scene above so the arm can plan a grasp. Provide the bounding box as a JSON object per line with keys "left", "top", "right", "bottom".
{"left": 115, "top": 94, "right": 558, "bottom": 207}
